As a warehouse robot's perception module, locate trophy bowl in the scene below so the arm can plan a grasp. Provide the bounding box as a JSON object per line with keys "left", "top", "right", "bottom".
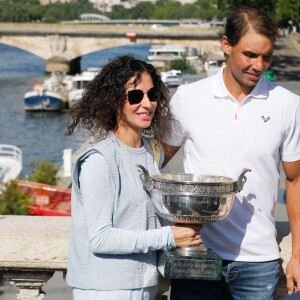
{"left": 137, "top": 166, "right": 251, "bottom": 224}
{"left": 137, "top": 165, "right": 251, "bottom": 280}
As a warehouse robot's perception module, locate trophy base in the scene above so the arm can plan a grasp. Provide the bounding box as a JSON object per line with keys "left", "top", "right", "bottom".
{"left": 158, "top": 247, "right": 222, "bottom": 280}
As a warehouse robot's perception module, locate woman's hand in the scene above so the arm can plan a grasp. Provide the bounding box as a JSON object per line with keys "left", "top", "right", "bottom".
{"left": 171, "top": 224, "right": 203, "bottom": 248}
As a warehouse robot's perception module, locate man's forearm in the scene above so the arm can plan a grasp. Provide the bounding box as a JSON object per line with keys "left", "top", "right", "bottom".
{"left": 286, "top": 180, "right": 300, "bottom": 258}
{"left": 283, "top": 160, "right": 300, "bottom": 294}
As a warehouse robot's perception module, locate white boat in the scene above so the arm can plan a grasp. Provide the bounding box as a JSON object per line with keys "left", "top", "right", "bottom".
{"left": 67, "top": 68, "right": 98, "bottom": 107}
{"left": 147, "top": 44, "right": 201, "bottom": 70}
{"left": 147, "top": 44, "right": 199, "bottom": 63}
{"left": 0, "top": 145, "right": 22, "bottom": 183}
{"left": 24, "top": 71, "right": 69, "bottom": 111}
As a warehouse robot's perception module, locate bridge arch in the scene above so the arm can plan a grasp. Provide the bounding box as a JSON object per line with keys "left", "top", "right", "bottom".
{"left": 0, "top": 27, "right": 222, "bottom": 73}
{"left": 0, "top": 43, "right": 45, "bottom": 77}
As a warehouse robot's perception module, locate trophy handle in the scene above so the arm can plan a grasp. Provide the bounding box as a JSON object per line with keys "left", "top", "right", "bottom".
{"left": 236, "top": 168, "right": 251, "bottom": 192}
{"left": 137, "top": 164, "right": 152, "bottom": 191}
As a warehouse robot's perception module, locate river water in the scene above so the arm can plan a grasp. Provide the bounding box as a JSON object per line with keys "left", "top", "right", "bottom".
{"left": 0, "top": 43, "right": 151, "bottom": 177}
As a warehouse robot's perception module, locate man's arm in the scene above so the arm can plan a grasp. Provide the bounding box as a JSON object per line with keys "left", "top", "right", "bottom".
{"left": 161, "top": 142, "right": 181, "bottom": 168}
{"left": 283, "top": 160, "right": 300, "bottom": 295}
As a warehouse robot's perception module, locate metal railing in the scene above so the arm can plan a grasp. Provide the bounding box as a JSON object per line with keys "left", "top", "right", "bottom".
{"left": 0, "top": 144, "right": 22, "bottom": 163}
{"left": 0, "top": 144, "right": 22, "bottom": 182}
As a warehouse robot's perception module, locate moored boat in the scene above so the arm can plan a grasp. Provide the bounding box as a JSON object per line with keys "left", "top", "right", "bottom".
{"left": 24, "top": 71, "right": 69, "bottom": 111}
{"left": 24, "top": 88, "right": 68, "bottom": 111}
{"left": 147, "top": 44, "right": 204, "bottom": 74}
{"left": 67, "top": 68, "right": 98, "bottom": 108}
{"left": 0, "top": 145, "right": 22, "bottom": 183}
{"left": 147, "top": 44, "right": 198, "bottom": 62}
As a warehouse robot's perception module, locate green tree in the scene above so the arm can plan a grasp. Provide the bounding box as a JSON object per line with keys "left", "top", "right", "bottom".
{"left": 29, "top": 4, "right": 46, "bottom": 21}
{"left": 179, "top": 4, "right": 199, "bottom": 19}
{"left": 164, "top": 0, "right": 182, "bottom": 19}
{"left": 109, "top": 5, "right": 129, "bottom": 19}
{"left": 193, "top": 0, "right": 224, "bottom": 20}
{"left": 152, "top": 0, "right": 181, "bottom": 19}
{"left": 0, "top": 0, "right": 285, "bottom": 24}
{"left": 43, "top": 2, "right": 98, "bottom": 23}
{"left": 169, "top": 55, "right": 197, "bottom": 74}
{"left": 0, "top": 0, "right": 45, "bottom": 22}
{"left": 216, "top": 0, "right": 277, "bottom": 17}
{"left": 0, "top": 180, "right": 32, "bottom": 215}
{"left": 275, "top": 0, "right": 300, "bottom": 27}
{"left": 0, "top": 0, "right": 99, "bottom": 22}
{"left": 27, "top": 159, "right": 59, "bottom": 185}
{"left": 131, "top": 2, "right": 155, "bottom": 19}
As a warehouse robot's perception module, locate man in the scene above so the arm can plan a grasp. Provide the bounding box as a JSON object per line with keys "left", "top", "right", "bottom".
{"left": 162, "top": 7, "right": 300, "bottom": 300}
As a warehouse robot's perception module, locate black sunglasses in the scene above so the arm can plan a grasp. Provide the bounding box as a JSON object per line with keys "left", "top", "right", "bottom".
{"left": 127, "top": 87, "right": 160, "bottom": 105}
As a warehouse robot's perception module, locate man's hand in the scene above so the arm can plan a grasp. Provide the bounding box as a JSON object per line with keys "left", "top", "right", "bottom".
{"left": 286, "top": 256, "right": 300, "bottom": 295}
{"left": 171, "top": 224, "right": 203, "bottom": 248}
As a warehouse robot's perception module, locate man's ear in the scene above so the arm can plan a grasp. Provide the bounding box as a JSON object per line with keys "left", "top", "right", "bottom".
{"left": 222, "top": 35, "right": 231, "bottom": 57}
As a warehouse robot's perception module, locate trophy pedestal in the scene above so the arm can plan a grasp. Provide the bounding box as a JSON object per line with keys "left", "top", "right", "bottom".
{"left": 158, "top": 246, "right": 222, "bottom": 280}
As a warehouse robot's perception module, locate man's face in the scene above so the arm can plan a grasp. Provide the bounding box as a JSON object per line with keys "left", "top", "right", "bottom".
{"left": 222, "top": 31, "right": 274, "bottom": 92}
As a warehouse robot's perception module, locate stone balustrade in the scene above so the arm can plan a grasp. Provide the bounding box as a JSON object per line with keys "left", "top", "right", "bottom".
{"left": 0, "top": 216, "right": 70, "bottom": 299}
{"left": 0, "top": 216, "right": 292, "bottom": 299}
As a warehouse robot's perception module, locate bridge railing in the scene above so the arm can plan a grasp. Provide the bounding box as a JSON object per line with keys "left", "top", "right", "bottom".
{"left": 0, "top": 215, "right": 291, "bottom": 299}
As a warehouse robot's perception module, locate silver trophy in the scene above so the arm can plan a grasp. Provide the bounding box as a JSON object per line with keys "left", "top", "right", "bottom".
{"left": 138, "top": 165, "right": 251, "bottom": 280}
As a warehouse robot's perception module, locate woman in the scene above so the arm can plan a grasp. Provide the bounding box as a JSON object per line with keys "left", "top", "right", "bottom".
{"left": 66, "top": 56, "right": 201, "bottom": 299}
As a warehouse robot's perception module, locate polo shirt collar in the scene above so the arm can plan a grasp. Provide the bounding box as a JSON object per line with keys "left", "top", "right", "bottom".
{"left": 212, "top": 65, "right": 269, "bottom": 100}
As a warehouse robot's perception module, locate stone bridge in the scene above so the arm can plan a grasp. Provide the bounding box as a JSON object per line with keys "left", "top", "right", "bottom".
{"left": 0, "top": 26, "right": 223, "bottom": 73}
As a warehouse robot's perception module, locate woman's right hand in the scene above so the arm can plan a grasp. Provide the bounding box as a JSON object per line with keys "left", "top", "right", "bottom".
{"left": 171, "top": 224, "right": 203, "bottom": 248}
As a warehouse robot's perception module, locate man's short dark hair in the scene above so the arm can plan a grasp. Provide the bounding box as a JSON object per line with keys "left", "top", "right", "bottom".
{"left": 225, "top": 7, "right": 279, "bottom": 47}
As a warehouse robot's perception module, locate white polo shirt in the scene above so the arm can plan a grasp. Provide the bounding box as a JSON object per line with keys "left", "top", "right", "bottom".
{"left": 165, "top": 66, "right": 300, "bottom": 261}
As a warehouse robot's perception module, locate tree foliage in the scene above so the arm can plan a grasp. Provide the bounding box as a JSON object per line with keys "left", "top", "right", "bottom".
{"left": 169, "top": 55, "right": 197, "bottom": 74}
{"left": 44, "top": 2, "right": 98, "bottom": 23}
{"left": 0, "top": 180, "right": 32, "bottom": 215}
{"left": 0, "top": 0, "right": 98, "bottom": 22}
{"left": 274, "top": 0, "right": 300, "bottom": 27}
{"left": 216, "top": 0, "right": 300, "bottom": 28}
{"left": 131, "top": 2, "right": 155, "bottom": 20}
{"left": 27, "top": 159, "right": 59, "bottom": 185}
{"left": 109, "top": 0, "right": 224, "bottom": 20}
{"left": 0, "top": 0, "right": 45, "bottom": 22}
{"left": 216, "top": 0, "right": 276, "bottom": 17}
{"left": 0, "top": 0, "right": 298, "bottom": 26}
{"left": 110, "top": 5, "right": 129, "bottom": 19}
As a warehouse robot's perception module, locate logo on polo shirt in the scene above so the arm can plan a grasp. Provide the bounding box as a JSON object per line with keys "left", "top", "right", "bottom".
{"left": 261, "top": 116, "right": 270, "bottom": 123}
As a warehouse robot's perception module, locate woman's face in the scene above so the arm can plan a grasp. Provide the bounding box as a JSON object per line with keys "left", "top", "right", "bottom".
{"left": 119, "top": 71, "right": 158, "bottom": 132}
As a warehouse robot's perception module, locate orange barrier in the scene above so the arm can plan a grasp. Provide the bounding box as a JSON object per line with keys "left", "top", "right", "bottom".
{"left": 16, "top": 180, "right": 71, "bottom": 216}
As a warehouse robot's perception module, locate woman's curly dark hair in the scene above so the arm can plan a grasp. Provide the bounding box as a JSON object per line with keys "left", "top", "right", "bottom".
{"left": 66, "top": 55, "right": 173, "bottom": 144}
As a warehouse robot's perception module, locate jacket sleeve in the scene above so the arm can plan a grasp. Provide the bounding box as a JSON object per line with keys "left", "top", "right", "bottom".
{"left": 79, "top": 152, "right": 175, "bottom": 255}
